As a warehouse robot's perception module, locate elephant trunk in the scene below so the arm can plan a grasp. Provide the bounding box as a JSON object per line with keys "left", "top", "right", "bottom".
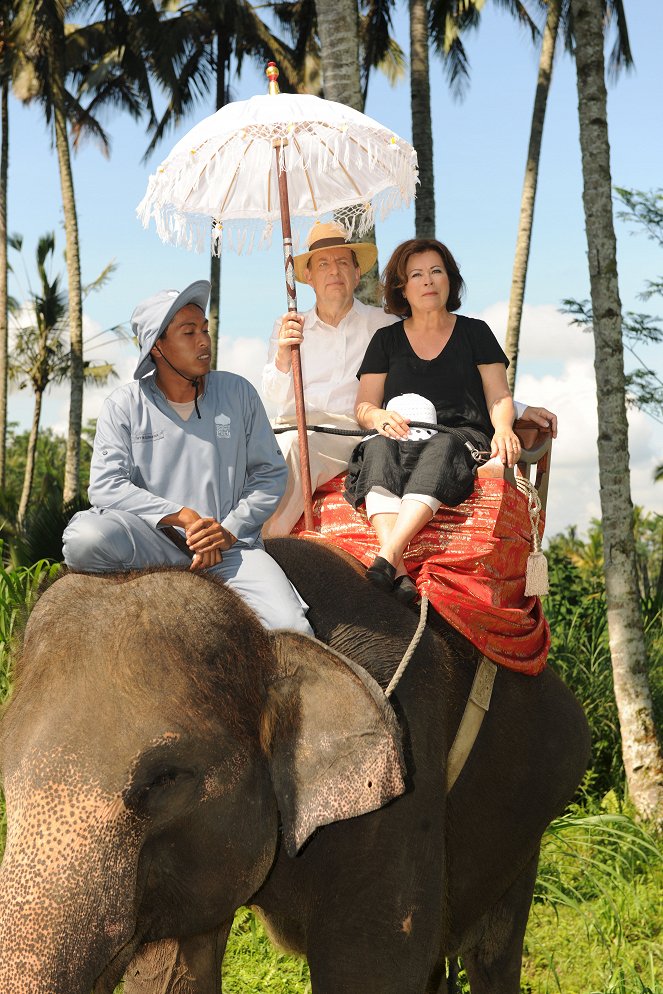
{"left": 0, "top": 767, "right": 143, "bottom": 994}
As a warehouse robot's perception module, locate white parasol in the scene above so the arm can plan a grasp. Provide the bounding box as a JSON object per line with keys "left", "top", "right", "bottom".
{"left": 138, "top": 63, "right": 418, "bottom": 529}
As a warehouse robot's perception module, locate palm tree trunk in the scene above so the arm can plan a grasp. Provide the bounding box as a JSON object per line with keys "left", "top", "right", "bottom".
{"left": 50, "top": 19, "right": 84, "bottom": 505}
{"left": 0, "top": 78, "right": 8, "bottom": 489}
{"left": 572, "top": 0, "right": 663, "bottom": 826}
{"left": 208, "top": 38, "right": 227, "bottom": 370}
{"left": 409, "top": 0, "right": 435, "bottom": 238}
{"left": 315, "top": 0, "right": 362, "bottom": 110}
{"left": 504, "top": 0, "right": 561, "bottom": 393}
{"left": 17, "top": 390, "right": 42, "bottom": 525}
{"left": 316, "top": 0, "right": 379, "bottom": 304}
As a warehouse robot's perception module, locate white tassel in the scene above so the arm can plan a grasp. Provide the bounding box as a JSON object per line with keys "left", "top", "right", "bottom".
{"left": 516, "top": 477, "right": 549, "bottom": 597}
{"left": 525, "top": 549, "right": 549, "bottom": 597}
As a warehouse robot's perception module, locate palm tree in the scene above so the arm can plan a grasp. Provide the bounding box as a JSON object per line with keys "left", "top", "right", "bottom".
{"left": 571, "top": 0, "right": 663, "bottom": 827}
{"left": 409, "top": 0, "right": 435, "bottom": 237}
{"left": 504, "top": 0, "right": 632, "bottom": 392}
{"left": 9, "top": 234, "right": 115, "bottom": 523}
{"left": 315, "top": 0, "right": 363, "bottom": 107}
{"left": 315, "top": 0, "right": 408, "bottom": 302}
{"left": 13, "top": 0, "right": 87, "bottom": 505}
{"left": 12, "top": 0, "right": 160, "bottom": 504}
{"left": 0, "top": 0, "right": 20, "bottom": 492}
{"left": 409, "top": 0, "right": 540, "bottom": 239}
{"left": 142, "top": 0, "right": 305, "bottom": 367}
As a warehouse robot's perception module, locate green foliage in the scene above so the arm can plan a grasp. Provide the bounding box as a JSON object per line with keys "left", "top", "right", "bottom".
{"left": 561, "top": 297, "right": 663, "bottom": 422}
{"left": 0, "top": 550, "right": 61, "bottom": 703}
{"left": 615, "top": 188, "right": 663, "bottom": 247}
{"left": 222, "top": 908, "right": 311, "bottom": 993}
{"left": 0, "top": 423, "right": 94, "bottom": 564}
{"left": 524, "top": 807, "right": 662, "bottom": 993}
{"left": 544, "top": 513, "right": 663, "bottom": 802}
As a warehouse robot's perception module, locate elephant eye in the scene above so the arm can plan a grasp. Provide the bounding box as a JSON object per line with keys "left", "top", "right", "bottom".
{"left": 145, "top": 767, "right": 195, "bottom": 793}
{"left": 150, "top": 768, "right": 186, "bottom": 790}
{"left": 124, "top": 766, "right": 197, "bottom": 814}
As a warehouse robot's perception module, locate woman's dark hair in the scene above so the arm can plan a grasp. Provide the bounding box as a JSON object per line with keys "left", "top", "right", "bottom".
{"left": 382, "top": 239, "right": 465, "bottom": 316}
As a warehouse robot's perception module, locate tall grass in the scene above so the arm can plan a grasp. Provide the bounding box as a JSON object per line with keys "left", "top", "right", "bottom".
{"left": 0, "top": 552, "right": 61, "bottom": 853}
{"left": 0, "top": 551, "right": 61, "bottom": 704}
{"left": 523, "top": 806, "right": 662, "bottom": 993}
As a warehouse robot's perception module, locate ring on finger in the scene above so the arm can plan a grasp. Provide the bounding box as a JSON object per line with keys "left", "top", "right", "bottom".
{"left": 382, "top": 422, "right": 390, "bottom": 431}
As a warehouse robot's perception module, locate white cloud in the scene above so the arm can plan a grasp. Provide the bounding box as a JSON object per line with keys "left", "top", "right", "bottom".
{"left": 515, "top": 360, "right": 661, "bottom": 539}
{"left": 475, "top": 301, "right": 595, "bottom": 362}
{"left": 216, "top": 336, "right": 267, "bottom": 395}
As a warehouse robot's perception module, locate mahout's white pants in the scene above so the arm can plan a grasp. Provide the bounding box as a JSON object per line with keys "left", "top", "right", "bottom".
{"left": 63, "top": 508, "right": 313, "bottom": 635}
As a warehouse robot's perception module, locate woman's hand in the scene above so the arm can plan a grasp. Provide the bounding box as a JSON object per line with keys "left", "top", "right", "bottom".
{"left": 370, "top": 408, "right": 411, "bottom": 439}
{"left": 355, "top": 373, "right": 411, "bottom": 437}
{"left": 275, "top": 312, "right": 305, "bottom": 373}
{"left": 490, "top": 430, "right": 521, "bottom": 468}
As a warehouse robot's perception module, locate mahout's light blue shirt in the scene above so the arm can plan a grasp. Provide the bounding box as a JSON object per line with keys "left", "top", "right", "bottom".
{"left": 88, "top": 372, "right": 286, "bottom": 547}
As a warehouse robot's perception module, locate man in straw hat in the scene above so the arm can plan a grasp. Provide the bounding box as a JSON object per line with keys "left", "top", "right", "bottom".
{"left": 261, "top": 221, "right": 556, "bottom": 537}
{"left": 261, "top": 220, "right": 401, "bottom": 537}
{"left": 62, "top": 279, "right": 313, "bottom": 634}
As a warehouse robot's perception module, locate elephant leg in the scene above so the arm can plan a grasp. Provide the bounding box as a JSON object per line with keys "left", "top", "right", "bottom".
{"left": 424, "top": 958, "right": 461, "bottom": 994}
{"left": 459, "top": 852, "right": 539, "bottom": 994}
{"left": 122, "top": 923, "right": 231, "bottom": 994}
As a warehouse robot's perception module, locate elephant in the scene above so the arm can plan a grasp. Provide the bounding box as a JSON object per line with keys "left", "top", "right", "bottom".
{"left": 0, "top": 537, "right": 590, "bottom": 994}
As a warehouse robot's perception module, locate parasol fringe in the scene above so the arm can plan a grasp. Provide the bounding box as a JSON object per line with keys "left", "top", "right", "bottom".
{"left": 136, "top": 120, "right": 418, "bottom": 255}
{"left": 136, "top": 184, "right": 411, "bottom": 256}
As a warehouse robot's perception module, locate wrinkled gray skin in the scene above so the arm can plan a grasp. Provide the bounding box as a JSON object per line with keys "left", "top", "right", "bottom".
{"left": 0, "top": 539, "right": 590, "bottom": 994}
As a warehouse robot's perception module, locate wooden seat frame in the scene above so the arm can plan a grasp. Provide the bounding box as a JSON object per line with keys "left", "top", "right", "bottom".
{"left": 476, "top": 419, "right": 553, "bottom": 515}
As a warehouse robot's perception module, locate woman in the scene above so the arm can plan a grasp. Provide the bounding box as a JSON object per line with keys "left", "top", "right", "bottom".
{"left": 344, "top": 238, "right": 521, "bottom": 602}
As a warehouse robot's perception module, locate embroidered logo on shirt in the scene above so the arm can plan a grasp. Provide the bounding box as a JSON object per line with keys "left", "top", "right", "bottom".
{"left": 132, "top": 430, "right": 165, "bottom": 443}
{"left": 215, "top": 413, "right": 231, "bottom": 438}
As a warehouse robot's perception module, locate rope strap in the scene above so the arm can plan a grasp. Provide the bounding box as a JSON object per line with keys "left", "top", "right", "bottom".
{"left": 385, "top": 595, "right": 429, "bottom": 698}
{"left": 382, "top": 601, "right": 497, "bottom": 791}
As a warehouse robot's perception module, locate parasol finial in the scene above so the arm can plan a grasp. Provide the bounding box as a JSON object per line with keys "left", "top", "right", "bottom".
{"left": 266, "top": 62, "right": 281, "bottom": 96}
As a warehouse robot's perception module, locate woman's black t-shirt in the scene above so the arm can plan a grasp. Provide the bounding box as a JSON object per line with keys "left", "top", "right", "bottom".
{"left": 356, "top": 316, "right": 509, "bottom": 437}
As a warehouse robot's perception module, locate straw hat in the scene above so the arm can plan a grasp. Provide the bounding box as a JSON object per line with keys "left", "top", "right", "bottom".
{"left": 293, "top": 220, "right": 378, "bottom": 283}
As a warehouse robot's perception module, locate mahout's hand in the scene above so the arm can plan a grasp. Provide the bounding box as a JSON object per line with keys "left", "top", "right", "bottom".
{"left": 189, "top": 547, "right": 223, "bottom": 571}
{"left": 185, "top": 517, "right": 236, "bottom": 569}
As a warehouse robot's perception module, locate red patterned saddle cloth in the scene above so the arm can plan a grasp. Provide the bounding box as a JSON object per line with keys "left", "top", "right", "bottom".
{"left": 292, "top": 475, "right": 549, "bottom": 676}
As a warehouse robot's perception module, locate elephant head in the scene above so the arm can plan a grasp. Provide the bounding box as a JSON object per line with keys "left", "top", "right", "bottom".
{"left": 0, "top": 570, "right": 404, "bottom": 994}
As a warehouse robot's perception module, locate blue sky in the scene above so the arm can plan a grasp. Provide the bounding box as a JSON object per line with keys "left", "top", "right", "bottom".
{"left": 9, "top": 0, "right": 663, "bottom": 536}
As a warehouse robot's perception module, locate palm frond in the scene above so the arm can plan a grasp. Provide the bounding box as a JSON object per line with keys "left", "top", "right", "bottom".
{"left": 605, "top": 0, "right": 633, "bottom": 80}
{"left": 83, "top": 260, "right": 118, "bottom": 299}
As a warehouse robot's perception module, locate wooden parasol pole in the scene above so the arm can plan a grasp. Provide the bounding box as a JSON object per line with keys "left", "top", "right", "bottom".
{"left": 266, "top": 62, "right": 315, "bottom": 531}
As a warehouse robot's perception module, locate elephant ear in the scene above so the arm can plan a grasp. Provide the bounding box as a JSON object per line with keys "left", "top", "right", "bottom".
{"left": 262, "top": 633, "right": 406, "bottom": 856}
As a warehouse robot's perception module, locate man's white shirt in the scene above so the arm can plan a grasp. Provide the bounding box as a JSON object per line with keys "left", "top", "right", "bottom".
{"left": 261, "top": 299, "right": 399, "bottom": 419}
